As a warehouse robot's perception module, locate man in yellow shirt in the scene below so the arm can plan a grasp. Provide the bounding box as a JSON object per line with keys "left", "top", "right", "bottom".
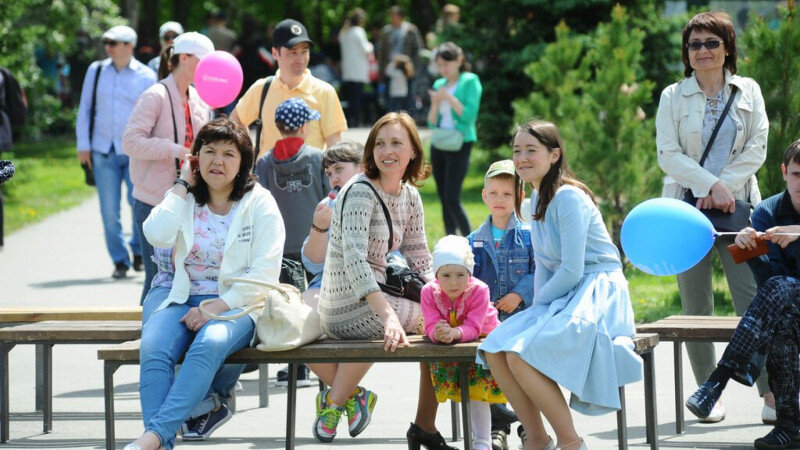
{"left": 232, "top": 19, "right": 347, "bottom": 157}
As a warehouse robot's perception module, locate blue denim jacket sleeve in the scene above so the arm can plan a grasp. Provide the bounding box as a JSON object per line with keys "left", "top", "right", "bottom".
{"left": 510, "top": 241, "right": 535, "bottom": 308}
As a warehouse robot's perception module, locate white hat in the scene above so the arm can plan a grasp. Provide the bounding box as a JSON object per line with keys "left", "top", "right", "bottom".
{"left": 159, "top": 21, "right": 184, "bottom": 39}
{"left": 173, "top": 32, "right": 215, "bottom": 60}
{"left": 433, "top": 235, "right": 475, "bottom": 275}
{"left": 102, "top": 25, "right": 137, "bottom": 45}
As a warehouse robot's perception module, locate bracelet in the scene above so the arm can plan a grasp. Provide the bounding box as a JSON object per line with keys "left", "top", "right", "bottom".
{"left": 311, "top": 223, "right": 329, "bottom": 233}
{"left": 173, "top": 178, "right": 190, "bottom": 190}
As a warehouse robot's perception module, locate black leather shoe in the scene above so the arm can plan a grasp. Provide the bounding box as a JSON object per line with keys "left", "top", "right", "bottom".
{"left": 406, "top": 422, "right": 458, "bottom": 450}
{"left": 133, "top": 255, "right": 143, "bottom": 272}
{"left": 686, "top": 381, "right": 722, "bottom": 419}
{"left": 112, "top": 262, "right": 128, "bottom": 279}
{"left": 754, "top": 426, "right": 800, "bottom": 449}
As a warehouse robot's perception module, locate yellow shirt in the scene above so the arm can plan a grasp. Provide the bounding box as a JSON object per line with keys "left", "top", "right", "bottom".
{"left": 234, "top": 69, "right": 347, "bottom": 157}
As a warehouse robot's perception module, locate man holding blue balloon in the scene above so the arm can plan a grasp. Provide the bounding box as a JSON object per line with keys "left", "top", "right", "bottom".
{"left": 686, "top": 139, "right": 800, "bottom": 450}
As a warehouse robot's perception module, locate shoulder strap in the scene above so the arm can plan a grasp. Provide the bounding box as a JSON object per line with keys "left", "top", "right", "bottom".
{"left": 159, "top": 82, "right": 181, "bottom": 176}
{"left": 339, "top": 180, "right": 394, "bottom": 253}
{"left": 89, "top": 61, "right": 102, "bottom": 144}
{"left": 253, "top": 75, "right": 275, "bottom": 164}
{"left": 698, "top": 84, "right": 739, "bottom": 168}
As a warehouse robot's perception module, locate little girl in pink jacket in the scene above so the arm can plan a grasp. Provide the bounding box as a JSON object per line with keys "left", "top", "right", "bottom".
{"left": 421, "top": 235, "right": 504, "bottom": 450}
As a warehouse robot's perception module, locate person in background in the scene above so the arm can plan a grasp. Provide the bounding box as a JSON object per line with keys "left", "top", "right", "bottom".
{"left": 656, "top": 10, "right": 771, "bottom": 423}
{"left": 385, "top": 54, "right": 413, "bottom": 113}
{"left": 75, "top": 25, "right": 156, "bottom": 279}
{"left": 206, "top": 10, "right": 237, "bottom": 52}
{"left": 339, "top": 8, "right": 374, "bottom": 127}
{"left": 376, "top": 5, "right": 422, "bottom": 114}
{"left": 148, "top": 21, "right": 184, "bottom": 74}
{"left": 233, "top": 17, "right": 276, "bottom": 101}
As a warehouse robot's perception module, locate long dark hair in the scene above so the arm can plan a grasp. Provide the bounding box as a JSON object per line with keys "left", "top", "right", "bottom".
{"left": 157, "top": 44, "right": 181, "bottom": 80}
{"left": 189, "top": 116, "right": 256, "bottom": 205}
{"left": 363, "top": 112, "right": 431, "bottom": 187}
{"left": 512, "top": 119, "right": 596, "bottom": 221}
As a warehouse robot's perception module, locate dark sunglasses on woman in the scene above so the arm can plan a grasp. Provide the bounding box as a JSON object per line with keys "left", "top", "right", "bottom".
{"left": 103, "top": 40, "right": 120, "bottom": 47}
{"left": 686, "top": 39, "right": 722, "bottom": 51}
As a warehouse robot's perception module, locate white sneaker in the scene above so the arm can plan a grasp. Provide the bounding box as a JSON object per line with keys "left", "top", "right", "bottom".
{"left": 699, "top": 400, "right": 726, "bottom": 423}
{"left": 762, "top": 404, "right": 777, "bottom": 424}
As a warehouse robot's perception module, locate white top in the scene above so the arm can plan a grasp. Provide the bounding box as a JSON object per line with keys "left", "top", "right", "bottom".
{"left": 385, "top": 61, "right": 409, "bottom": 98}
{"left": 437, "top": 82, "right": 459, "bottom": 129}
{"left": 339, "top": 26, "right": 373, "bottom": 83}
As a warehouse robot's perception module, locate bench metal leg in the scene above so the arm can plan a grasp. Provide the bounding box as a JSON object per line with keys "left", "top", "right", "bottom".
{"left": 458, "top": 362, "right": 471, "bottom": 450}
{"left": 617, "top": 386, "right": 627, "bottom": 450}
{"left": 643, "top": 350, "right": 659, "bottom": 450}
{"left": 104, "top": 362, "right": 121, "bottom": 450}
{"left": 259, "top": 364, "right": 269, "bottom": 408}
{"left": 42, "top": 344, "right": 53, "bottom": 433}
{"left": 285, "top": 363, "right": 297, "bottom": 450}
{"left": 1, "top": 341, "right": 15, "bottom": 443}
{"left": 450, "top": 401, "right": 460, "bottom": 442}
{"left": 35, "top": 344, "right": 43, "bottom": 412}
{"left": 674, "top": 341, "right": 684, "bottom": 434}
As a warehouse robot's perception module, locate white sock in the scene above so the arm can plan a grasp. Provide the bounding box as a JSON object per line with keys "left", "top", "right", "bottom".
{"left": 469, "top": 401, "right": 492, "bottom": 449}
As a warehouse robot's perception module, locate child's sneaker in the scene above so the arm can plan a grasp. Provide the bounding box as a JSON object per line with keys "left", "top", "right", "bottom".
{"left": 313, "top": 404, "right": 345, "bottom": 442}
{"left": 344, "top": 386, "right": 378, "bottom": 437}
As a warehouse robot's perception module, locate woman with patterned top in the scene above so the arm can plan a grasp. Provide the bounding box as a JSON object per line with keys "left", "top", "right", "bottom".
{"left": 123, "top": 118, "right": 285, "bottom": 450}
{"left": 309, "top": 112, "right": 456, "bottom": 450}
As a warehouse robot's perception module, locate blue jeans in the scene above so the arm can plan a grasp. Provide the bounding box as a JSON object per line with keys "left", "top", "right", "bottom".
{"left": 92, "top": 146, "right": 140, "bottom": 266}
{"left": 139, "top": 287, "right": 254, "bottom": 448}
{"left": 133, "top": 200, "right": 156, "bottom": 304}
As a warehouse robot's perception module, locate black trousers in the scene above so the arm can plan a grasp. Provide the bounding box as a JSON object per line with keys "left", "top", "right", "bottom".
{"left": 342, "top": 81, "right": 365, "bottom": 127}
{"left": 431, "top": 142, "right": 473, "bottom": 236}
{"left": 719, "top": 275, "right": 800, "bottom": 427}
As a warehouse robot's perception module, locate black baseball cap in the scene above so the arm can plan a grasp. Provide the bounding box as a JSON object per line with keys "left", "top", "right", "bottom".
{"left": 272, "top": 19, "right": 315, "bottom": 49}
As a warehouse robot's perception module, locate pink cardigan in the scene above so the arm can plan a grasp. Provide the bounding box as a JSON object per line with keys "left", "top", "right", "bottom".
{"left": 122, "top": 74, "right": 212, "bottom": 206}
{"left": 421, "top": 277, "right": 500, "bottom": 343}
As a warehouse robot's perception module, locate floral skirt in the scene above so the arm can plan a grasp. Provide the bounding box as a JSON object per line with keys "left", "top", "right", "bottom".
{"left": 429, "top": 361, "right": 507, "bottom": 403}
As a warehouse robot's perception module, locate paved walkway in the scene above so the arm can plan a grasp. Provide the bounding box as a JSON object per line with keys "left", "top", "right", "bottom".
{"left": 0, "top": 128, "right": 768, "bottom": 448}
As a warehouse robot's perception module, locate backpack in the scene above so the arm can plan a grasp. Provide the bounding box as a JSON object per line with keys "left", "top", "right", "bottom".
{"left": 0, "top": 66, "right": 27, "bottom": 128}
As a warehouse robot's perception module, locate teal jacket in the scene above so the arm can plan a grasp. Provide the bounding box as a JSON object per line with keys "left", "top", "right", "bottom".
{"left": 428, "top": 72, "right": 482, "bottom": 143}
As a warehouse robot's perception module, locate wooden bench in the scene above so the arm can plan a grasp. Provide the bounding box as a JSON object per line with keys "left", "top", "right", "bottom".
{"left": 637, "top": 315, "right": 740, "bottom": 435}
{"left": 98, "top": 333, "right": 659, "bottom": 450}
{"left": 0, "top": 320, "right": 142, "bottom": 443}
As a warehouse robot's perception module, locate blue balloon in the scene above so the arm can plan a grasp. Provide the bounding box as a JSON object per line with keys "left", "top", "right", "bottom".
{"left": 621, "top": 198, "right": 715, "bottom": 276}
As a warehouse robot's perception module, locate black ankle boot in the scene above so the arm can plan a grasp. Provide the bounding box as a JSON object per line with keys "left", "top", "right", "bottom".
{"left": 406, "top": 422, "right": 458, "bottom": 450}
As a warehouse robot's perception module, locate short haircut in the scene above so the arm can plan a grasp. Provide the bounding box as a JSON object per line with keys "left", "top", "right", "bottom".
{"left": 189, "top": 116, "right": 256, "bottom": 205}
{"left": 783, "top": 138, "right": 800, "bottom": 167}
{"left": 390, "top": 5, "right": 404, "bottom": 17}
{"left": 682, "top": 11, "right": 737, "bottom": 78}
{"left": 323, "top": 141, "right": 363, "bottom": 169}
{"left": 363, "top": 112, "right": 430, "bottom": 187}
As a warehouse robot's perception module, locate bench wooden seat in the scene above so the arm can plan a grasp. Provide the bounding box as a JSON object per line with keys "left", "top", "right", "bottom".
{"left": 98, "top": 333, "right": 659, "bottom": 450}
{"left": 0, "top": 320, "right": 142, "bottom": 442}
{"left": 0, "top": 306, "right": 142, "bottom": 323}
{"left": 637, "top": 315, "right": 740, "bottom": 434}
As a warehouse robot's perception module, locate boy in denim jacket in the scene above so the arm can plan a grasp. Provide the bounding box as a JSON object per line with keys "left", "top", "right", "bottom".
{"left": 467, "top": 159, "right": 535, "bottom": 449}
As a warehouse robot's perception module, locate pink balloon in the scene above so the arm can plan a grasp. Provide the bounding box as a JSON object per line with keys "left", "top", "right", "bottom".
{"left": 194, "top": 51, "right": 243, "bottom": 108}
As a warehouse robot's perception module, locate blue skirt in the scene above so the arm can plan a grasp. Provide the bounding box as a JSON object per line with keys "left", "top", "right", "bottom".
{"left": 477, "top": 269, "right": 642, "bottom": 415}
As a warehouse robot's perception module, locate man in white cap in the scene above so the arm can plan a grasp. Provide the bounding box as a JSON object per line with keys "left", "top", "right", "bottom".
{"left": 76, "top": 25, "right": 156, "bottom": 279}
{"left": 148, "top": 21, "right": 185, "bottom": 73}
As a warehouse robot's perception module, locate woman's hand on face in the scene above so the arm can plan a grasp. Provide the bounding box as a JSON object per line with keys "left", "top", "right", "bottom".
{"left": 735, "top": 227, "right": 760, "bottom": 250}
{"left": 312, "top": 198, "right": 333, "bottom": 230}
{"left": 180, "top": 154, "right": 199, "bottom": 187}
{"left": 382, "top": 312, "right": 409, "bottom": 352}
{"left": 709, "top": 181, "right": 735, "bottom": 213}
{"left": 765, "top": 225, "right": 800, "bottom": 248}
{"left": 180, "top": 306, "right": 210, "bottom": 332}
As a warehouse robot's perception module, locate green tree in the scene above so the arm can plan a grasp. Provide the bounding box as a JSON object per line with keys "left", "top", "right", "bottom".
{"left": 740, "top": 1, "right": 800, "bottom": 197}
{"left": 513, "top": 5, "right": 659, "bottom": 247}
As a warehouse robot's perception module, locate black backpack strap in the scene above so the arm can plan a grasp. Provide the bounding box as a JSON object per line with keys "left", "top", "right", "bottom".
{"left": 698, "top": 84, "right": 739, "bottom": 168}
{"left": 339, "top": 180, "right": 394, "bottom": 252}
{"left": 159, "top": 82, "right": 181, "bottom": 176}
{"left": 89, "top": 61, "right": 102, "bottom": 145}
{"left": 252, "top": 75, "right": 274, "bottom": 169}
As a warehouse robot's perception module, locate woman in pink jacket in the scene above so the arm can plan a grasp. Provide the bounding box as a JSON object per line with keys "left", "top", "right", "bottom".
{"left": 421, "top": 235, "right": 504, "bottom": 450}
{"left": 123, "top": 32, "right": 214, "bottom": 305}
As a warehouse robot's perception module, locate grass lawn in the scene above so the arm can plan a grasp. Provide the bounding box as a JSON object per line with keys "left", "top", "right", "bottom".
{"left": 1, "top": 135, "right": 93, "bottom": 234}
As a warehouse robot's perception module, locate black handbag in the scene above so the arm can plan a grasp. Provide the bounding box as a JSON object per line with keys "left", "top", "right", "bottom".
{"left": 339, "top": 180, "right": 425, "bottom": 303}
{"left": 682, "top": 85, "right": 750, "bottom": 232}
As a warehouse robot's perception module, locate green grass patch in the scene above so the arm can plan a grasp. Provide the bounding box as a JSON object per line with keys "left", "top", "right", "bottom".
{"left": 1, "top": 135, "right": 93, "bottom": 233}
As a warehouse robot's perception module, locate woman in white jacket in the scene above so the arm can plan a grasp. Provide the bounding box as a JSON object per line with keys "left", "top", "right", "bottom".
{"left": 655, "top": 11, "right": 770, "bottom": 423}
{"left": 124, "top": 117, "right": 285, "bottom": 450}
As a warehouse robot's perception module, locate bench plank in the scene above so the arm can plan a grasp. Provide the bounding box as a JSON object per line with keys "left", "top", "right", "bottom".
{"left": 0, "top": 321, "right": 141, "bottom": 343}
{"left": 0, "top": 307, "right": 142, "bottom": 323}
{"left": 637, "top": 315, "right": 739, "bottom": 341}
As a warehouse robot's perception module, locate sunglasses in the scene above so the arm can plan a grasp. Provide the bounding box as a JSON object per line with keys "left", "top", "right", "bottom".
{"left": 163, "top": 33, "right": 178, "bottom": 41}
{"left": 686, "top": 39, "right": 722, "bottom": 51}
{"left": 103, "top": 40, "right": 120, "bottom": 47}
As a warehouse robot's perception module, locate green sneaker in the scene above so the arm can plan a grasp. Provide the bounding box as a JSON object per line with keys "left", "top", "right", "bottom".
{"left": 313, "top": 404, "right": 344, "bottom": 442}
{"left": 344, "top": 386, "right": 378, "bottom": 437}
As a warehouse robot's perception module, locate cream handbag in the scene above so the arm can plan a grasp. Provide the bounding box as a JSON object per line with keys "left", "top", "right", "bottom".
{"left": 199, "top": 277, "right": 323, "bottom": 351}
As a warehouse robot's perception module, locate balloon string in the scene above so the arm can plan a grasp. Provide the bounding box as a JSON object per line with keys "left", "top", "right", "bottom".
{"left": 715, "top": 232, "right": 800, "bottom": 237}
